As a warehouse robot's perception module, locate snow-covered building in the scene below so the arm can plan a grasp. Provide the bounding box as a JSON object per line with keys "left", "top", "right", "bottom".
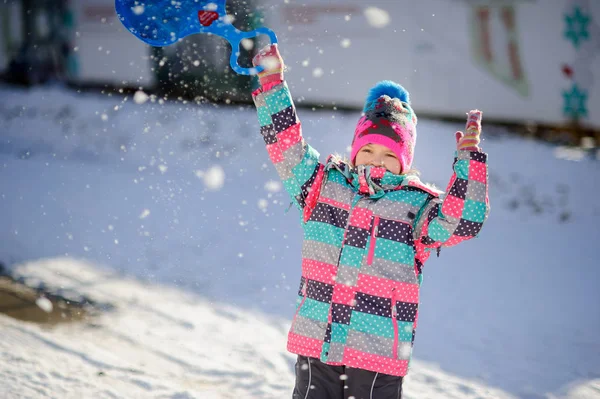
{"left": 1, "top": 0, "right": 599, "bottom": 132}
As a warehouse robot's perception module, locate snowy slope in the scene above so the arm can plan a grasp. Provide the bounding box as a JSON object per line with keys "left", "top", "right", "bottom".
{"left": 0, "top": 84, "right": 599, "bottom": 398}
{"left": 1, "top": 258, "right": 530, "bottom": 399}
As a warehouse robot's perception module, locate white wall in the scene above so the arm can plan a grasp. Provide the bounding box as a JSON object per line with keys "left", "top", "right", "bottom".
{"left": 70, "top": 0, "right": 154, "bottom": 87}
{"left": 260, "top": 0, "right": 600, "bottom": 128}
{"left": 6, "top": 0, "right": 596, "bottom": 129}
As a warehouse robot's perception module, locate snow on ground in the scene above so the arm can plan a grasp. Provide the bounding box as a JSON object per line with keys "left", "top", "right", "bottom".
{"left": 0, "top": 84, "right": 599, "bottom": 398}
{"left": 1, "top": 258, "right": 524, "bottom": 399}
{"left": 1, "top": 258, "right": 292, "bottom": 399}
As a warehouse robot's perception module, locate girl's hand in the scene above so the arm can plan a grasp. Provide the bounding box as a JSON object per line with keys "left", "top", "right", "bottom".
{"left": 455, "top": 110, "right": 482, "bottom": 152}
{"left": 252, "top": 44, "right": 284, "bottom": 87}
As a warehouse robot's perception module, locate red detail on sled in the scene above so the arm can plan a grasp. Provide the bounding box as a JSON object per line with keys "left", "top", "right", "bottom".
{"left": 198, "top": 10, "right": 218, "bottom": 27}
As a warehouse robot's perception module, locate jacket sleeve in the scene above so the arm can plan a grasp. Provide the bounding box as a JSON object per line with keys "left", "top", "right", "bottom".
{"left": 252, "top": 81, "right": 324, "bottom": 215}
{"left": 414, "top": 150, "right": 490, "bottom": 249}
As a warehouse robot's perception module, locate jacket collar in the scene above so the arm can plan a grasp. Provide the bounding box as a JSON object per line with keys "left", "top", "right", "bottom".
{"left": 325, "top": 155, "right": 441, "bottom": 199}
{"left": 351, "top": 164, "right": 405, "bottom": 198}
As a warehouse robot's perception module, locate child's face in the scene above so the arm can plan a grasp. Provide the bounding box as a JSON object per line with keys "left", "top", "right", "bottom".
{"left": 354, "top": 143, "right": 402, "bottom": 174}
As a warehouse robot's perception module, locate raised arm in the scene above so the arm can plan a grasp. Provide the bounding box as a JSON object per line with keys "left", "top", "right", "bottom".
{"left": 252, "top": 45, "right": 324, "bottom": 216}
{"left": 414, "top": 110, "right": 490, "bottom": 249}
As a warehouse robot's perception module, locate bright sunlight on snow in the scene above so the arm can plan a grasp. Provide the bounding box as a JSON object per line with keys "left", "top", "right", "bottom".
{"left": 1, "top": 84, "right": 598, "bottom": 398}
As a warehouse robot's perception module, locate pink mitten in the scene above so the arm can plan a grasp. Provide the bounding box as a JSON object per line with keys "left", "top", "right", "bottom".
{"left": 252, "top": 44, "right": 284, "bottom": 87}
{"left": 456, "top": 110, "right": 482, "bottom": 151}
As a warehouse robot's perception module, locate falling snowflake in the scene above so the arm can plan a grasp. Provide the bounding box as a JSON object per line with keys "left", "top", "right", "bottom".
{"left": 258, "top": 198, "right": 269, "bottom": 211}
{"left": 364, "top": 7, "right": 390, "bottom": 28}
{"left": 134, "top": 90, "right": 149, "bottom": 104}
{"left": 198, "top": 166, "right": 225, "bottom": 191}
{"left": 132, "top": 5, "right": 144, "bottom": 15}
{"left": 258, "top": 56, "right": 280, "bottom": 71}
{"left": 205, "top": 2, "right": 218, "bottom": 11}
{"left": 264, "top": 180, "right": 282, "bottom": 193}
{"left": 223, "top": 14, "right": 235, "bottom": 24}
{"left": 241, "top": 38, "right": 254, "bottom": 51}
{"left": 399, "top": 343, "right": 412, "bottom": 359}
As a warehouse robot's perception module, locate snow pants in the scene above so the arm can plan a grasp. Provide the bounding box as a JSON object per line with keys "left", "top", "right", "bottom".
{"left": 292, "top": 355, "right": 403, "bottom": 399}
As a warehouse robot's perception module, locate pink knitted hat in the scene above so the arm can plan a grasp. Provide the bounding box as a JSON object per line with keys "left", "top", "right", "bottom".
{"left": 350, "top": 81, "right": 418, "bottom": 173}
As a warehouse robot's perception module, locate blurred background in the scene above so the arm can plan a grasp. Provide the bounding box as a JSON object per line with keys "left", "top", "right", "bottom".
{"left": 0, "top": 1, "right": 599, "bottom": 398}
{"left": 1, "top": 0, "right": 599, "bottom": 140}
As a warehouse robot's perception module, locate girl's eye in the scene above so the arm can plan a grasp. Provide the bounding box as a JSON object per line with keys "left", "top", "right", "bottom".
{"left": 386, "top": 154, "right": 396, "bottom": 158}
{"left": 362, "top": 149, "right": 372, "bottom": 153}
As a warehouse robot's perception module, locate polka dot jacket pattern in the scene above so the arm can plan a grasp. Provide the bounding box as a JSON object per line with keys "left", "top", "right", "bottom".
{"left": 253, "top": 81, "right": 490, "bottom": 377}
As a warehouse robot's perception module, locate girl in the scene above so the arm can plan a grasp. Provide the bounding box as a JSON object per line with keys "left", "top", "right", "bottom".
{"left": 252, "top": 45, "right": 489, "bottom": 399}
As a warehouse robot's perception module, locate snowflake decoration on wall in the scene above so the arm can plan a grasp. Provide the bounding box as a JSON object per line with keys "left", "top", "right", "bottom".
{"left": 564, "top": 6, "right": 591, "bottom": 48}
{"left": 562, "top": 83, "right": 588, "bottom": 118}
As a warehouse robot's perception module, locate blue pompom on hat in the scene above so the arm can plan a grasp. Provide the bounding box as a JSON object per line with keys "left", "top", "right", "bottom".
{"left": 351, "top": 81, "right": 418, "bottom": 173}
{"left": 363, "top": 80, "right": 410, "bottom": 112}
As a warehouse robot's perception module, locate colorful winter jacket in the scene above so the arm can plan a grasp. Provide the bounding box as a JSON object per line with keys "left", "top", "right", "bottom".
{"left": 253, "top": 81, "right": 490, "bottom": 377}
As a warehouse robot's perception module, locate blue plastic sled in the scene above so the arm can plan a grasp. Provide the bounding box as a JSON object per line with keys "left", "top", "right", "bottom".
{"left": 115, "top": 0, "right": 278, "bottom": 75}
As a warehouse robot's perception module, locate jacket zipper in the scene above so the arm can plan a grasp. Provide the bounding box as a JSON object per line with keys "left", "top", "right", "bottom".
{"left": 366, "top": 216, "right": 380, "bottom": 266}
{"left": 391, "top": 288, "right": 399, "bottom": 359}
{"left": 291, "top": 281, "right": 308, "bottom": 330}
